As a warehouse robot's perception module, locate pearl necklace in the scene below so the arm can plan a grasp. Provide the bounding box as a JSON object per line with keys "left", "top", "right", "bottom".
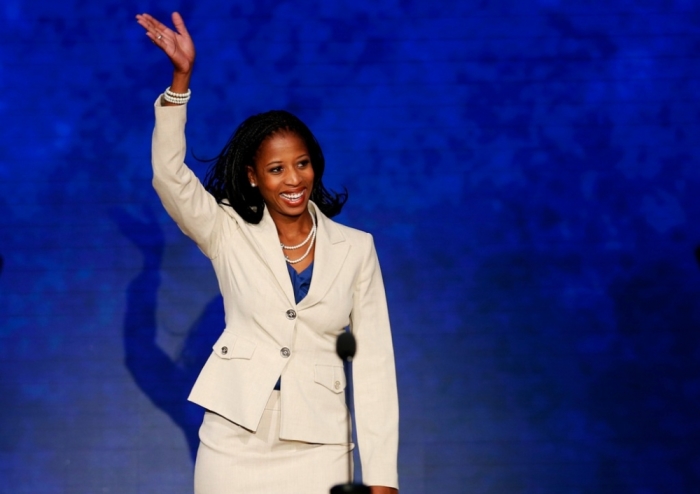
{"left": 282, "top": 213, "right": 317, "bottom": 264}
{"left": 280, "top": 214, "right": 316, "bottom": 251}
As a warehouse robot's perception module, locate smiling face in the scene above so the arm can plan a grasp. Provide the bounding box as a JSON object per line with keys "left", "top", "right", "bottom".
{"left": 247, "top": 131, "right": 315, "bottom": 222}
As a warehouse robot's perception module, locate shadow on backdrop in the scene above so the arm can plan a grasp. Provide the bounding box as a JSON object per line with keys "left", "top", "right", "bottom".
{"left": 585, "top": 249, "right": 700, "bottom": 491}
{"left": 113, "top": 208, "right": 223, "bottom": 461}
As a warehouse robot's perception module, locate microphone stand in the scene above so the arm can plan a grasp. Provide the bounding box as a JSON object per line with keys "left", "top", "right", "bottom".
{"left": 330, "top": 332, "right": 370, "bottom": 494}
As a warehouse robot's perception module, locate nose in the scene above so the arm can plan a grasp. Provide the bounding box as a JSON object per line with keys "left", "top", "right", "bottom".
{"left": 285, "top": 166, "right": 302, "bottom": 186}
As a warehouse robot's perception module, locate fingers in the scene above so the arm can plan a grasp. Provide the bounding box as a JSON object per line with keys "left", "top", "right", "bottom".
{"left": 144, "top": 30, "right": 165, "bottom": 47}
{"left": 171, "top": 12, "right": 190, "bottom": 38}
{"left": 135, "top": 13, "right": 172, "bottom": 41}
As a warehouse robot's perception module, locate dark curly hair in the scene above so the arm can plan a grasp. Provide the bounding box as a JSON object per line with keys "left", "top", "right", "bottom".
{"left": 203, "top": 110, "right": 347, "bottom": 224}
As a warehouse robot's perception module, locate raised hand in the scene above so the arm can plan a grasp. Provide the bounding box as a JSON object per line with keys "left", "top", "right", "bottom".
{"left": 136, "top": 12, "right": 195, "bottom": 75}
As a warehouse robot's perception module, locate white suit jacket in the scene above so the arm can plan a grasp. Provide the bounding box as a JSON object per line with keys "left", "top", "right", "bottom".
{"left": 151, "top": 99, "right": 399, "bottom": 488}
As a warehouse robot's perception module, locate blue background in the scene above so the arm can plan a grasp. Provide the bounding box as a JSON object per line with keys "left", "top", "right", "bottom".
{"left": 1, "top": 0, "right": 699, "bottom": 492}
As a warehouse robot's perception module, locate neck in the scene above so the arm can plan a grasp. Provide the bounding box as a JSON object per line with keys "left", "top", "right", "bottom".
{"left": 270, "top": 209, "right": 314, "bottom": 244}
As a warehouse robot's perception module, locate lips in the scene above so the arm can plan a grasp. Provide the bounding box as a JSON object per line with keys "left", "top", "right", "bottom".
{"left": 280, "top": 190, "right": 306, "bottom": 205}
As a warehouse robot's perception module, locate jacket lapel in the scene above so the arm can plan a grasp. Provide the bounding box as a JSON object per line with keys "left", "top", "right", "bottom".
{"left": 233, "top": 202, "right": 348, "bottom": 309}
{"left": 299, "top": 203, "right": 349, "bottom": 309}
{"left": 239, "top": 207, "right": 296, "bottom": 307}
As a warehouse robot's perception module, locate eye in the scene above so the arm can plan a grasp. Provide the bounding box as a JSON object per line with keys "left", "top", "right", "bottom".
{"left": 269, "top": 166, "right": 283, "bottom": 173}
{"left": 297, "top": 159, "right": 310, "bottom": 168}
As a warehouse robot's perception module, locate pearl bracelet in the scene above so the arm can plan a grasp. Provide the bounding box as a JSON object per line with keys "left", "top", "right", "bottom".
{"left": 163, "top": 86, "right": 191, "bottom": 104}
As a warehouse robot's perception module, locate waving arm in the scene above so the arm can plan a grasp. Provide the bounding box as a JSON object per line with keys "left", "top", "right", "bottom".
{"left": 135, "top": 12, "right": 195, "bottom": 104}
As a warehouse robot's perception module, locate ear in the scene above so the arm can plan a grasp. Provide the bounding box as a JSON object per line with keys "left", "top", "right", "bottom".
{"left": 247, "top": 165, "right": 256, "bottom": 187}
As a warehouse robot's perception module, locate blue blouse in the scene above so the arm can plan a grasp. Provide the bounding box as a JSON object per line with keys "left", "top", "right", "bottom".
{"left": 287, "top": 261, "right": 314, "bottom": 304}
{"left": 274, "top": 262, "right": 314, "bottom": 390}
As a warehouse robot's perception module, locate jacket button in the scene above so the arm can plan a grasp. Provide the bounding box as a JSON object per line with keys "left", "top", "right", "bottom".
{"left": 334, "top": 380, "right": 341, "bottom": 390}
{"left": 286, "top": 309, "right": 297, "bottom": 320}
{"left": 221, "top": 346, "right": 228, "bottom": 355}
{"left": 280, "top": 347, "right": 291, "bottom": 358}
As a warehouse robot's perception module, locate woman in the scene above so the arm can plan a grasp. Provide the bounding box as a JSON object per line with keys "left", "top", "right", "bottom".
{"left": 135, "top": 12, "right": 399, "bottom": 494}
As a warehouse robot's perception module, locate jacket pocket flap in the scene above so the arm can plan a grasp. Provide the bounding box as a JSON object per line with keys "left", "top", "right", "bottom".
{"left": 212, "top": 331, "right": 256, "bottom": 360}
{"left": 314, "top": 364, "right": 346, "bottom": 394}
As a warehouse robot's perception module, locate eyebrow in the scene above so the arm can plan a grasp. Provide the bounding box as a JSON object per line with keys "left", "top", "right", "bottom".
{"left": 264, "top": 154, "right": 310, "bottom": 167}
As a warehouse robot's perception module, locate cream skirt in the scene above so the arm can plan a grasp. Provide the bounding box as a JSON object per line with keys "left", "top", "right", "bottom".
{"left": 194, "top": 391, "right": 352, "bottom": 494}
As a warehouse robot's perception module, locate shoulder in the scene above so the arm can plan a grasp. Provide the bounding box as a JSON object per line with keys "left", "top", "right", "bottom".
{"left": 218, "top": 199, "right": 245, "bottom": 226}
{"left": 333, "top": 219, "right": 372, "bottom": 242}
{"left": 315, "top": 206, "right": 373, "bottom": 247}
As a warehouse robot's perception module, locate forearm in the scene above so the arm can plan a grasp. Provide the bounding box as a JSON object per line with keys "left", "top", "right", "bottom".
{"left": 161, "top": 70, "right": 192, "bottom": 107}
{"left": 151, "top": 97, "right": 220, "bottom": 256}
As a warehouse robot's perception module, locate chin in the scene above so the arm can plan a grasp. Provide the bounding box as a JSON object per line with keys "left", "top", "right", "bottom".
{"left": 273, "top": 203, "right": 308, "bottom": 218}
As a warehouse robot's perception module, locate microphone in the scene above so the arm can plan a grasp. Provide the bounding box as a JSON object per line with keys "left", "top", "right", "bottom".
{"left": 336, "top": 332, "right": 356, "bottom": 361}
{"left": 330, "top": 331, "right": 370, "bottom": 494}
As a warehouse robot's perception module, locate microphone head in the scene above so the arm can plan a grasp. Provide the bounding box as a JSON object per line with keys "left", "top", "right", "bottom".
{"left": 336, "top": 332, "right": 356, "bottom": 361}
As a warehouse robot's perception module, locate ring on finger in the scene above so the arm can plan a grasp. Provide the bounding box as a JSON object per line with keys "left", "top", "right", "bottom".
{"left": 157, "top": 34, "right": 163, "bottom": 40}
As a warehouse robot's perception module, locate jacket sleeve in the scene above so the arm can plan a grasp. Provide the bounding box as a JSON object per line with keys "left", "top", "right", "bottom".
{"left": 350, "top": 234, "right": 399, "bottom": 489}
{"left": 151, "top": 96, "right": 222, "bottom": 258}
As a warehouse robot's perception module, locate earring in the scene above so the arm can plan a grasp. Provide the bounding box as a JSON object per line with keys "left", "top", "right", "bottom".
{"left": 250, "top": 183, "right": 257, "bottom": 187}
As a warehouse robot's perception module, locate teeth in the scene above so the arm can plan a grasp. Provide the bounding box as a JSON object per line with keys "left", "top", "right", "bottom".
{"left": 282, "top": 192, "right": 303, "bottom": 200}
